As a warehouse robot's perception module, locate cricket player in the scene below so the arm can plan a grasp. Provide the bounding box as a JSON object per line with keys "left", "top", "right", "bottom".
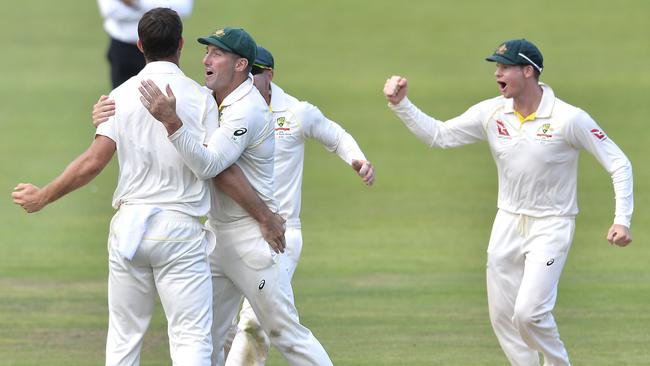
{"left": 225, "top": 45, "right": 375, "bottom": 365}
{"left": 137, "top": 27, "right": 334, "bottom": 366}
{"left": 383, "top": 39, "right": 633, "bottom": 365}
{"left": 14, "top": 8, "right": 219, "bottom": 365}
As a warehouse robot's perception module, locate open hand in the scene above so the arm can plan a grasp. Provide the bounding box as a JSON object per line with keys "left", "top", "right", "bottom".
{"left": 92, "top": 95, "right": 115, "bottom": 127}
{"left": 139, "top": 79, "right": 183, "bottom": 135}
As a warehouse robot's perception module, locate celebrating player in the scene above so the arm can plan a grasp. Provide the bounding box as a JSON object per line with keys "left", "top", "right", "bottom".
{"left": 383, "top": 39, "right": 633, "bottom": 365}
{"left": 137, "top": 28, "right": 334, "bottom": 366}
{"left": 15, "top": 8, "right": 220, "bottom": 365}
{"left": 225, "top": 45, "right": 374, "bottom": 365}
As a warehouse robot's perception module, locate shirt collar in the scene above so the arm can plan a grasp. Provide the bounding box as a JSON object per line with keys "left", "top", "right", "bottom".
{"left": 220, "top": 74, "right": 256, "bottom": 108}
{"left": 503, "top": 82, "right": 555, "bottom": 119}
{"left": 139, "top": 61, "right": 184, "bottom": 76}
{"left": 269, "top": 82, "right": 291, "bottom": 112}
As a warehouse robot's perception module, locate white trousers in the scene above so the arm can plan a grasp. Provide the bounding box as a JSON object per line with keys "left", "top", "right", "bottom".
{"left": 106, "top": 211, "right": 213, "bottom": 366}
{"left": 207, "top": 221, "right": 332, "bottom": 366}
{"left": 227, "top": 227, "right": 303, "bottom": 365}
{"left": 487, "top": 210, "right": 575, "bottom": 366}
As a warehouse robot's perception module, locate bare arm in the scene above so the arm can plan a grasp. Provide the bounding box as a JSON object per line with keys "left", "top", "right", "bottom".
{"left": 12, "top": 136, "right": 116, "bottom": 213}
{"left": 213, "top": 165, "right": 286, "bottom": 253}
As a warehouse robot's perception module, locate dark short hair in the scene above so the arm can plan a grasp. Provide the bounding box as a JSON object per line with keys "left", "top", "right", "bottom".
{"left": 137, "top": 8, "right": 182, "bottom": 61}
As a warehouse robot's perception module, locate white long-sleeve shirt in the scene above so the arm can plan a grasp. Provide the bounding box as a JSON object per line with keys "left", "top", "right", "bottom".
{"left": 95, "top": 61, "right": 217, "bottom": 216}
{"left": 97, "top": 0, "right": 193, "bottom": 43}
{"left": 389, "top": 83, "right": 633, "bottom": 227}
{"left": 169, "top": 76, "right": 277, "bottom": 224}
{"left": 270, "top": 83, "right": 366, "bottom": 228}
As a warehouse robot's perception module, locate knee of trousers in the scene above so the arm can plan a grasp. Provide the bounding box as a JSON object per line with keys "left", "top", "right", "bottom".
{"left": 512, "top": 304, "right": 548, "bottom": 332}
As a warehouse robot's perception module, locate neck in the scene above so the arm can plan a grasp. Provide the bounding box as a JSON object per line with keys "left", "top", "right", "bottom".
{"left": 145, "top": 55, "right": 179, "bottom": 66}
{"left": 215, "top": 73, "right": 248, "bottom": 106}
{"left": 263, "top": 83, "right": 271, "bottom": 105}
{"left": 513, "top": 82, "right": 543, "bottom": 117}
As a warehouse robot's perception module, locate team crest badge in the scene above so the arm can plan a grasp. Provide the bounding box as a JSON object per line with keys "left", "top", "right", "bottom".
{"left": 276, "top": 117, "right": 286, "bottom": 127}
{"left": 213, "top": 28, "right": 225, "bottom": 37}
{"left": 496, "top": 44, "right": 508, "bottom": 55}
{"left": 536, "top": 123, "right": 554, "bottom": 140}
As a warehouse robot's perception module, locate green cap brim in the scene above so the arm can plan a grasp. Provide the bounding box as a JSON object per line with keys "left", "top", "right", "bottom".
{"left": 485, "top": 54, "right": 518, "bottom": 65}
{"left": 198, "top": 36, "right": 235, "bottom": 54}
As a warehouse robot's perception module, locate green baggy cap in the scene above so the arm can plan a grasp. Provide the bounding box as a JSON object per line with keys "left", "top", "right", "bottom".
{"left": 198, "top": 27, "right": 257, "bottom": 67}
{"left": 486, "top": 39, "right": 543, "bottom": 73}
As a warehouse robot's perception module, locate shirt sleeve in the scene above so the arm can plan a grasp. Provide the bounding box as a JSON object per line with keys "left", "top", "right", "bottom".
{"left": 97, "top": 0, "right": 143, "bottom": 20}
{"left": 564, "top": 110, "right": 634, "bottom": 227}
{"left": 168, "top": 110, "right": 250, "bottom": 180}
{"left": 388, "top": 97, "right": 487, "bottom": 149}
{"left": 135, "top": 0, "right": 193, "bottom": 17}
{"left": 202, "top": 94, "right": 218, "bottom": 145}
{"left": 298, "top": 102, "right": 366, "bottom": 164}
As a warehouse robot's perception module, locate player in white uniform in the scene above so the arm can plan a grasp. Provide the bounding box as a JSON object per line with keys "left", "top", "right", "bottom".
{"left": 225, "top": 46, "right": 375, "bottom": 365}
{"left": 138, "top": 28, "right": 334, "bottom": 366}
{"left": 383, "top": 39, "right": 633, "bottom": 366}
{"left": 13, "top": 9, "right": 217, "bottom": 365}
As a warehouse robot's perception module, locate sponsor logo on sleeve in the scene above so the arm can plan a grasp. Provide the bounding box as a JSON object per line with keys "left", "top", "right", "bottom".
{"left": 234, "top": 127, "right": 247, "bottom": 136}
{"left": 496, "top": 120, "right": 511, "bottom": 138}
{"left": 590, "top": 128, "right": 607, "bottom": 141}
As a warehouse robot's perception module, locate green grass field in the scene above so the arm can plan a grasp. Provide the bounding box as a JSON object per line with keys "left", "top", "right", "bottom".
{"left": 1, "top": 0, "right": 649, "bottom": 364}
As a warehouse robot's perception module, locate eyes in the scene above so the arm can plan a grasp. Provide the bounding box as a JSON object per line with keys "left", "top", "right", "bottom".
{"left": 205, "top": 47, "right": 224, "bottom": 57}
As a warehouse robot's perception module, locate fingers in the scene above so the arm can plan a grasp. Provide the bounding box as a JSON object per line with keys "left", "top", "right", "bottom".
{"left": 607, "top": 225, "right": 632, "bottom": 247}
{"left": 351, "top": 160, "right": 363, "bottom": 172}
{"left": 165, "top": 84, "right": 175, "bottom": 99}
{"left": 92, "top": 97, "right": 115, "bottom": 127}
{"left": 352, "top": 160, "right": 375, "bottom": 186}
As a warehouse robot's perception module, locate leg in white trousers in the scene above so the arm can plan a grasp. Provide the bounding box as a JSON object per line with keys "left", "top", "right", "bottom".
{"left": 227, "top": 228, "right": 303, "bottom": 365}
{"left": 486, "top": 210, "right": 574, "bottom": 366}
{"left": 106, "top": 211, "right": 213, "bottom": 366}
{"left": 208, "top": 222, "right": 331, "bottom": 366}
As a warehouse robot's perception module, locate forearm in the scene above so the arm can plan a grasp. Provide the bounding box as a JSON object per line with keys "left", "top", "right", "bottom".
{"left": 334, "top": 133, "right": 366, "bottom": 165}
{"left": 41, "top": 151, "right": 108, "bottom": 205}
{"left": 169, "top": 126, "right": 237, "bottom": 180}
{"left": 611, "top": 159, "right": 633, "bottom": 227}
{"left": 212, "top": 165, "right": 274, "bottom": 222}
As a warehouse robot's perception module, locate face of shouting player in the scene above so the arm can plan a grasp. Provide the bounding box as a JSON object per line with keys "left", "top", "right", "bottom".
{"left": 202, "top": 45, "right": 245, "bottom": 96}
{"left": 494, "top": 63, "right": 535, "bottom": 99}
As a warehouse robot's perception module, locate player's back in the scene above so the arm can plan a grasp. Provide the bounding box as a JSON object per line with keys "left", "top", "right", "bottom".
{"left": 96, "top": 61, "right": 218, "bottom": 216}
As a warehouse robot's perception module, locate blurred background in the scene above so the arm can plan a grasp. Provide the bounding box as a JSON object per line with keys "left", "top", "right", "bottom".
{"left": 1, "top": 0, "right": 648, "bottom": 364}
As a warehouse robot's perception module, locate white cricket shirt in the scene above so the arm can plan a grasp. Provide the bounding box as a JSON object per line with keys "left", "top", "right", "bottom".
{"left": 168, "top": 76, "right": 277, "bottom": 224}
{"left": 389, "top": 83, "right": 633, "bottom": 227}
{"left": 97, "top": 0, "right": 193, "bottom": 44}
{"left": 96, "top": 61, "right": 218, "bottom": 216}
{"left": 270, "top": 83, "right": 366, "bottom": 228}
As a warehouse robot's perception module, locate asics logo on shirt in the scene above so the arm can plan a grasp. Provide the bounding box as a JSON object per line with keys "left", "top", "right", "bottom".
{"left": 234, "top": 128, "right": 248, "bottom": 136}
{"left": 258, "top": 279, "right": 265, "bottom": 290}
